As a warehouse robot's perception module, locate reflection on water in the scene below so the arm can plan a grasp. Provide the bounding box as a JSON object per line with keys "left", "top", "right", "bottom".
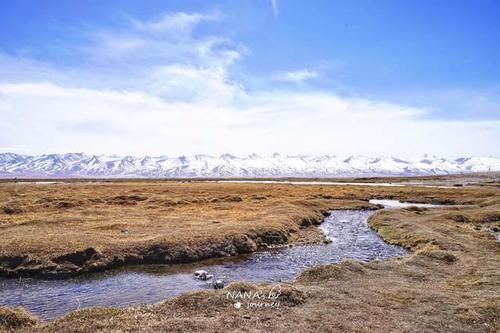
{"left": 0, "top": 200, "right": 439, "bottom": 320}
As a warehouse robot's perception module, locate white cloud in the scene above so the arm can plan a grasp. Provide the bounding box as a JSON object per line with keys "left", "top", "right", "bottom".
{"left": 386, "top": 87, "right": 500, "bottom": 120}
{"left": 1, "top": 82, "right": 498, "bottom": 158}
{"left": 130, "top": 12, "right": 219, "bottom": 34}
{"left": 150, "top": 64, "right": 244, "bottom": 103}
{"left": 280, "top": 69, "right": 319, "bottom": 83}
{"left": 85, "top": 11, "right": 242, "bottom": 70}
{"left": 0, "top": 11, "right": 498, "bottom": 158}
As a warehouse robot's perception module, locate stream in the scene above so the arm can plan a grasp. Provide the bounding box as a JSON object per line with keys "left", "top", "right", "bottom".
{"left": 0, "top": 199, "right": 440, "bottom": 320}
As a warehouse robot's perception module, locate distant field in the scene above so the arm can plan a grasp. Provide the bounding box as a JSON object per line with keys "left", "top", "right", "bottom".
{"left": 1, "top": 171, "right": 499, "bottom": 186}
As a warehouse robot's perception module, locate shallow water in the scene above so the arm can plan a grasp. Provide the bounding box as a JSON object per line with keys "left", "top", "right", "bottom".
{"left": 0, "top": 200, "right": 439, "bottom": 320}
{"left": 369, "top": 199, "right": 443, "bottom": 208}
{"left": 213, "top": 180, "right": 456, "bottom": 188}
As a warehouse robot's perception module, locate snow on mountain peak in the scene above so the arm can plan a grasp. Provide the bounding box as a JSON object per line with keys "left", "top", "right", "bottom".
{"left": 0, "top": 153, "right": 498, "bottom": 178}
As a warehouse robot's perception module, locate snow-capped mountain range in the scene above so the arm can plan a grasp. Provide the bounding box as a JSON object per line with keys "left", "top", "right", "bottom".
{"left": 0, "top": 153, "right": 499, "bottom": 178}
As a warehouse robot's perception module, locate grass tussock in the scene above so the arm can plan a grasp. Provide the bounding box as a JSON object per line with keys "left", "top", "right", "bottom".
{"left": 414, "top": 245, "right": 458, "bottom": 263}
{"left": 297, "top": 260, "right": 367, "bottom": 282}
{"left": 0, "top": 307, "right": 37, "bottom": 331}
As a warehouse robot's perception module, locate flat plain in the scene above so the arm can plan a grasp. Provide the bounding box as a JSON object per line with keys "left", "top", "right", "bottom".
{"left": 0, "top": 177, "right": 499, "bottom": 332}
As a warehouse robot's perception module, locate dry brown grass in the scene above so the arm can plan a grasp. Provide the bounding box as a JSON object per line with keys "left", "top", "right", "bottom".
{"left": 0, "top": 307, "right": 37, "bottom": 332}
{"left": 0, "top": 180, "right": 499, "bottom": 332}
{"left": 1, "top": 181, "right": 495, "bottom": 278}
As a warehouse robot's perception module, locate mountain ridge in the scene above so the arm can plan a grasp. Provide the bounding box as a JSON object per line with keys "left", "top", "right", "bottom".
{"left": 0, "top": 153, "right": 499, "bottom": 178}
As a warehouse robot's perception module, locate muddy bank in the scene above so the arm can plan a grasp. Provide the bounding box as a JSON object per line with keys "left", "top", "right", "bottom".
{"left": 0, "top": 212, "right": 331, "bottom": 279}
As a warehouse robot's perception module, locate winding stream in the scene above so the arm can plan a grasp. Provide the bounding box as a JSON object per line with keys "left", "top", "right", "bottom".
{"left": 0, "top": 200, "right": 439, "bottom": 320}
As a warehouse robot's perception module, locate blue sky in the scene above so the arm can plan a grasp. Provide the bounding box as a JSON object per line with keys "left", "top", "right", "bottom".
{"left": 0, "top": 0, "right": 499, "bottom": 157}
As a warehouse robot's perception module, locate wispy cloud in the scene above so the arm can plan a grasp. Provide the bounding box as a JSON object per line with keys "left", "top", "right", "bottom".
{"left": 386, "top": 87, "right": 500, "bottom": 121}
{"left": 271, "top": 0, "right": 279, "bottom": 16}
{"left": 280, "top": 69, "right": 319, "bottom": 83}
{"left": 130, "top": 12, "right": 219, "bottom": 34}
{"left": 86, "top": 11, "right": 239, "bottom": 68}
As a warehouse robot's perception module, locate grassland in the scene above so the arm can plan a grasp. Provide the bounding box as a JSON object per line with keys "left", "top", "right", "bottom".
{"left": 0, "top": 179, "right": 499, "bottom": 332}
{"left": 0, "top": 181, "right": 380, "bottom": 278}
